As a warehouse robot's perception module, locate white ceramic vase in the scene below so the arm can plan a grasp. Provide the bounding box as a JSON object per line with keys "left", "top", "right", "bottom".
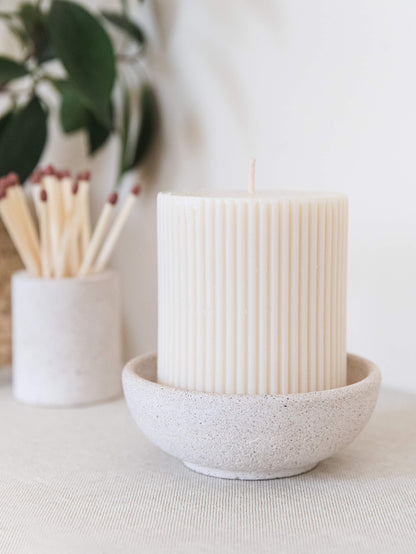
{"left": 12, "top": 270, "right": 122, "bottom": 407}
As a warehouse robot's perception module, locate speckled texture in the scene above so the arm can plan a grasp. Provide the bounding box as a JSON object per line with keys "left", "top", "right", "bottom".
{"left": 123, "top": 353, "right": 381, "bottom": 480}
{"left": 12, "top": 270, "right": 122, "bottom": 407}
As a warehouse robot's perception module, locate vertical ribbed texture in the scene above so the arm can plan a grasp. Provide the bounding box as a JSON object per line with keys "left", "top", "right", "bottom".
{"left": 158, "top": 193, "right": 348, "bottom": 394}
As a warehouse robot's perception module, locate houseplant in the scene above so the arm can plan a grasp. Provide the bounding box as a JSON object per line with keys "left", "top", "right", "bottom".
{"left": 0, "top": 0, "right": 158, "bottom": 182}
{"left": 0, "top": 0, "right": 158, "bottom": 366}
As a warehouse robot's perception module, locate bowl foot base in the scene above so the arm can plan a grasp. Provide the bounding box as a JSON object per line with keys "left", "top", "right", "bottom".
{"left": 183, "top": 461, "right": 318, "bottom": 480}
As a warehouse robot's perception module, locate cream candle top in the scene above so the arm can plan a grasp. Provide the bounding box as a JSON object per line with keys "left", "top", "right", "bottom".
{"left": 162, "top": 190, "right": 346, "bottom": 200}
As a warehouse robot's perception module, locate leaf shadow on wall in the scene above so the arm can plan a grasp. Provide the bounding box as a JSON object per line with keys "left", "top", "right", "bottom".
{"left": 149, "top": 0, "right": 283, "bottom": 190}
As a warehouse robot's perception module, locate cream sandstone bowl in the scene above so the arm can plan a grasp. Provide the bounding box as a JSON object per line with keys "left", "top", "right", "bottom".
{"left": 122, "top": 353, "right": 381, "bottom": 480}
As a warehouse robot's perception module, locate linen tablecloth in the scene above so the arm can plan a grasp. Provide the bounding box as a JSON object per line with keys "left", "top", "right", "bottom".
{"left": 0, "top": 368, "right": 415, "bottom": 554}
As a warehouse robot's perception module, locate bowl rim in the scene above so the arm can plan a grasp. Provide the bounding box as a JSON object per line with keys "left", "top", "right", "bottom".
{"left": 123, "top": 352, "right": 381, "bottom": 401}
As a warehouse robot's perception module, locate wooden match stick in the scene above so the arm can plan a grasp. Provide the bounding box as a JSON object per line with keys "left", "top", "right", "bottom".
{"left": 59, "top": 171, "right": 80, "bottom": 277}
{"left": 39, "top": 189, "right": 51, "bottom": 278}
{"left": 54, "top": 168, "right": 65, "bottom": 239}
{"left": 56, "top": 181, "right": 81, "bottom": 278}
{"left": 59, "top": 170, "right": 73, "bottom": 218}
{"left": 76, "top": 171, "right": 92, "bottom": 258}
{"left": 78, "top": 192, "right": 118, "bottom": 277}
{"left": 0, "top": 185, "right": 39, "bottom": 275}
{"left": 56, "top": 170, "right": 73, "bottom": 276}
{"left": 42, "top": 166, "right": 62, "bottom": 275}
{"left": 2, "top": 165, "right": 138, "bottom": 279}
{"left": 30, "top": 168, "right": 55, "bottom": 276}
{"left": 94, "top": 185, "right": 141, "bottom": 273}
{"left": 29, "top": 168, "right": 44, "bottom": 218}
{"left": 69, "top": 181, "right": 81, "bottom": 276}
{"left": 6, "top": 173, "right": 41, "bottom": 275}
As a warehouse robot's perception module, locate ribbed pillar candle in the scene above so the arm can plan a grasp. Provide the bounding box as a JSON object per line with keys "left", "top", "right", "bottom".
{"left": 157, "top": 191, "right": 348, "bottom": 394}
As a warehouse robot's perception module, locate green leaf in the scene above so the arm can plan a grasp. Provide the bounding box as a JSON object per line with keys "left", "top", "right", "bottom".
{"left": 19, "top": 3, "right": 41, "bottom": 34}
{"left": 19, "top": 3, "right": 55, "bottom": 63}
{"left": 0, "top": 96, "right": 47, "bottom": 182}
{"left": 102, "top": 11, "right": 146, "bottom": 46}
{"left": 0, "top": 57, "right": 28, "bottom": 86}
{"left": 85, "top": 112, "right": 111, "bottom": 154}
{"left": 59, "top": 83, "right": 89, "bottom": 133}
{"left": 55, "top": 78, "right": 112, "bottom": 129}
{"left": 48, "top": 1, "right": 116, "bottom": 113}
{"left": 130, "top": 84, "right": 158, "bottom": 169}
{"left": 57, "top": 80, "right": 112, "bottom": 153}
{"left": 0, "top": 111, "right": 12, "bottom": 135}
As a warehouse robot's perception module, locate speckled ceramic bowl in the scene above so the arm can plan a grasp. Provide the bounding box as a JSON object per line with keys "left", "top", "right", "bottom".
{"left": 122, "top": 353, "right": 381, "bottom": 480}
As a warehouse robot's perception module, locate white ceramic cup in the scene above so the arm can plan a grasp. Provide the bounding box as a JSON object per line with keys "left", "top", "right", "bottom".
{"left": 12, "top": 270, "right": 122, "bottom": 407}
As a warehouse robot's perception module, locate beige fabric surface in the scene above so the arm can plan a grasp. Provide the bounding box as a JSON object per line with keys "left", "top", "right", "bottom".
{"left": 0, "top": 368, "right": 415, "bottom": 554}
{"left": 0, "top": 221, "right": 22, "bottom": 367}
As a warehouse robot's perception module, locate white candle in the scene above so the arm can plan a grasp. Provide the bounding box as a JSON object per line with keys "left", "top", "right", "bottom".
{"left": 157, "top": 190, "right": 348, "bottom": 394}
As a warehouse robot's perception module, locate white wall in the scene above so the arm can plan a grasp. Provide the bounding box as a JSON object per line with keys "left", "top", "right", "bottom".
{"left": 2, "top": 0, "right": 416, "bottom": 392}
{"left": 149, "top": 0, "right": 416, "bottom": 393}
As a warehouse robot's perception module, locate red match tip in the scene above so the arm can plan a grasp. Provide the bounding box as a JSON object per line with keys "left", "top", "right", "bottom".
{"left": 7, "top": 172, "right": 19, "bottom": 186}
{"left": 71, "top": 182, "right": 79, "bottom": 195}
{"left": 44, "top": 165, "right": 57, "bottom": 176}
{"left": 5, "top": 175, "right": 17, "bottom": 187}
{"left": 0, "top": 178, "right": 9, "bottom": 193}
{"left": 131, "top": 184, "right": 141, "bottom": 196}
{"left": 55, "top": 169, "right": 70, "bottom": 180}
{"left": 40, "top": 189, "right": 47, "bottom": 202}
{"left": 55, "top": 170, "right": 69, "bottom": 180}
{"left": 0, "top": 189, "right": 6, "bottom": 200}
{"left": 107, "top": 192, "right": 118, "bottom": 206}
{"left": 30, "top": 168, "right": 43, "bottom": 184}
{"left": 76, "top": 170, "right": 91, "bottom": 181}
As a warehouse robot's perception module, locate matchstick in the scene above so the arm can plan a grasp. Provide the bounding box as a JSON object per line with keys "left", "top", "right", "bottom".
{"left": 57, "top": 170, "right": 73, "bottom": 276}
{"left": 94, "top": 185, "right": 141, "bottom": 273}
{"left": 78, "top": 192, "right": 118, "bottom": 277}
{"left": 76, "top": 171, "right": 92, "bottom": 258}
{"left": 39, "top": 189, "right": 51, "bottom": 278}
{"left": 56, "top": 181, "right": 81, "bottom": 278}
{"left": 30, "top": 168, "right": 54, "bottom": 276}
{"left": 54, "top": 168, "right": 65, "bottom": 240}
{"left": 42, "top": 166, "right": 62, "bottom": 275}
{"left": 29, "top": 168, "right": 44, "bottom": 218}
{"left": 68, "top": 180, "right": 80, "bottom": 276}
{"left": 2, "top": 166, "right": 138, "bottom": 279}
{"left": 59, "top": 170, "right": 73, "bottom": 218}
{"left": 0, "top": 185, "right": 39, "bottom": 275}
{"left": 7, "top": 173, "right": 41, "bottom": 275}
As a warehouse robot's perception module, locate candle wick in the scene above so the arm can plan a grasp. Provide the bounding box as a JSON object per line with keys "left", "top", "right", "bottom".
{"left": 248, "top": 157, "right": 256, "bottom": 194}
